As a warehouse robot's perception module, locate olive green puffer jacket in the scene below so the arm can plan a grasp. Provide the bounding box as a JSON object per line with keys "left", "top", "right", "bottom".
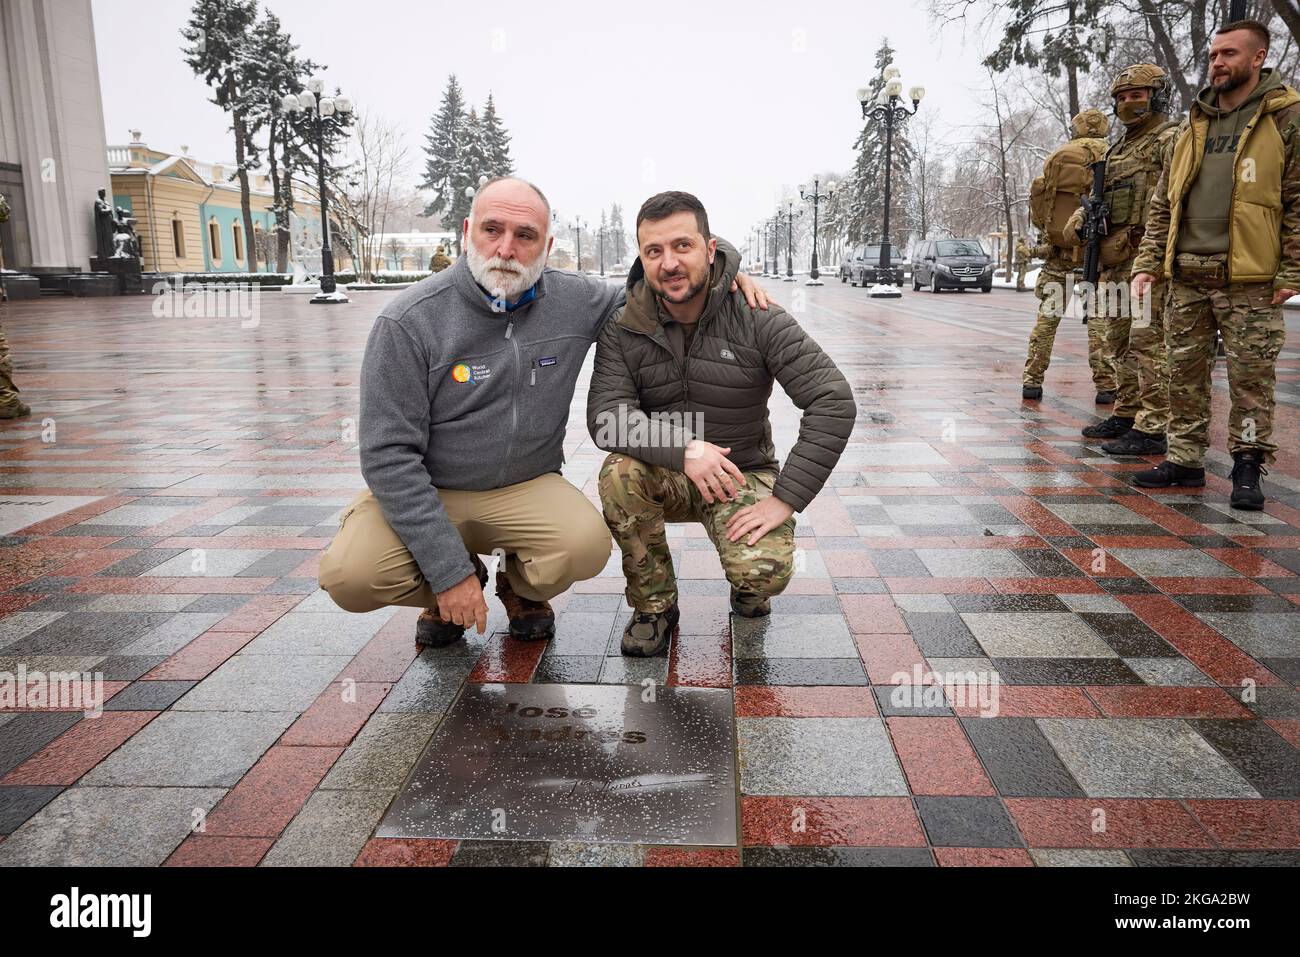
{"left": 586, "top": 240, "right": 856, "bottom": 511}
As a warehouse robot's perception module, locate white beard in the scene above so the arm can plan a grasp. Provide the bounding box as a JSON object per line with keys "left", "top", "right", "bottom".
{"left": 466, "top": 241, "right": 546, "bottom": 301}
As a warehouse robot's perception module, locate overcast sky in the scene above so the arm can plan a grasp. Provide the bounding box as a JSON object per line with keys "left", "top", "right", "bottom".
{"left": 93, "top": 0, "right": 1003, "bottom": 247}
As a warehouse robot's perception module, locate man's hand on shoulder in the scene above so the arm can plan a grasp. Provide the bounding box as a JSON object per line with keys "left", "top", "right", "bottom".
{"left": 435, "top": 571, "right": 488, "bottom": 634}
{"left": 732, "top": 271, "right": 772, "bottom": 310}
{"left": 684, "top": 439, "right": 746, "bottom": 504}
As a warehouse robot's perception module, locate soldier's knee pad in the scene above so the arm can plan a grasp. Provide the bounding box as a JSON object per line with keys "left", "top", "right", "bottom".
{"left": 597, "top": 452, "right": 650, "bottom": 503}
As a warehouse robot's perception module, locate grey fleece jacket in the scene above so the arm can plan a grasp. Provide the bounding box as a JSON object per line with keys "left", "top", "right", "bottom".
{"left": 359, "top": 255, "right": 624, "bottom": 595}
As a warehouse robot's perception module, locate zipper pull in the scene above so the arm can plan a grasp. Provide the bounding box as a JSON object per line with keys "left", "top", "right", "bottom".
{"left": 530, "top": 362, "right": 537, "bottom": 386}
{"left": 505, "top": 320, "right": 514, "bottom": 339}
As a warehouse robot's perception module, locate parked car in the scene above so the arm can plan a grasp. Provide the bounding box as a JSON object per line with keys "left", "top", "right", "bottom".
{"left": 842, "top": 243, "right": 904, "bottom": 287}
{"left": 911, "top": 239, "right": 994, "bottom": 292}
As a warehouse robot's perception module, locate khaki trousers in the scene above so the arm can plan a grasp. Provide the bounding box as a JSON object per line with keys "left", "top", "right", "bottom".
{"left": 319, "top": 471, "right": 612, "bottom": 613}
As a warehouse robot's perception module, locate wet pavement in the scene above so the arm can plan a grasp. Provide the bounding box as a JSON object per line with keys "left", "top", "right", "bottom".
{"left": 0, "top": 277, "right": 1297, "bottom": 867}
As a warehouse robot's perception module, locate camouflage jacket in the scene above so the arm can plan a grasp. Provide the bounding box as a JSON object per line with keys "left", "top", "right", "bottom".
{"left": 1133, "top": 72, "right": 1300, "bottom": 287}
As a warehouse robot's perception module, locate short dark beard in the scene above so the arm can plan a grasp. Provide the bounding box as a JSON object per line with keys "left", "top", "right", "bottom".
{"left": 1212, "top": 63, "right": 1252, "bottom": 94}
{"left": 652, "top": 271, "right": 708, "bottom": 305}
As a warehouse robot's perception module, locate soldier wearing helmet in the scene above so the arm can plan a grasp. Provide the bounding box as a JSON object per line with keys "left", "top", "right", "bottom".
{"left": 1069, "top": 63, "right": 1180, "bottom": 455}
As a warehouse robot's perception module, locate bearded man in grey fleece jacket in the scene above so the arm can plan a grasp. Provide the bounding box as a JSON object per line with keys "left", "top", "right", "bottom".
{"left": 319, "top": 176, "right": 769, "bottom": 648}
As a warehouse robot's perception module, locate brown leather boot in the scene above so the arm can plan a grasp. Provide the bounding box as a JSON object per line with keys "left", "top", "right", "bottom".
{"left": 495, "top": 569, "right": 555, "bottom": 641}
{"left": 416, "top": 554, "right": 487, "bottom": 648}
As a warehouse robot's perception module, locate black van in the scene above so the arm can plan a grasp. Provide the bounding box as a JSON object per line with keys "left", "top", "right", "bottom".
{"left": 840, "top": 243, "right": 903, "bottom": 288}
{"left": 911, "top": 239, "right": 994, "bottom": 293}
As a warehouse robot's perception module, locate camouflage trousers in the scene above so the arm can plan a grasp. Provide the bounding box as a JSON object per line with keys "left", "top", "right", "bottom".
{"left": 597, "top": 452, "right": 796, "bottom": 615}
{"left": 0, "top": 319, "right": 19, "bottom": 407}
{"left": 1022, "top": 256, "right": 1116, "bottom": 391}
{"left": 1166, "top": 280, "right": 1285, "bottom": 467}
{"left": 1099, "top": 259, "right": 1170, "bottom": 433}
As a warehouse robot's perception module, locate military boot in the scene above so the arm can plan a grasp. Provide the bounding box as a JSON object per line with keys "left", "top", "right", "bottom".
{"left": 730, "top": 588, "right": 772, "bottom": 618}
{"left": 1082, "top": 414, "right": 1134, "bottom": 439}
{"left": 0, "top": 399, "right": 31, "bottom": 419}
{"left": 1095, "top": 390, "right": 1116, "bottom": 405}
{"left": 1132, "top": 460, "right": 1206, "bottom": 489}
{"left": 1021, "top": 384, "right": 1043, "bottom": 400}
{"left": 620, "top": 605, "right": 680, "bottom": 657}
{"left": 496, "top": 569, "right": 555, "bottom": 641}
{"left": 416, "top": 554, "right": 488, "bottom": 648}
{"left": 1229, "top": 450, "right": 1267, "bottom": 511}
{"left": 1102, "top": 429, "right": 1167, "bottom": 456}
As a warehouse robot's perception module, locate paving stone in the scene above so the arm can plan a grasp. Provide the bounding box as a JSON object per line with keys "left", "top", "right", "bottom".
{"left": 261, "top": 789, "right": 394, "bottom": 867}
{"left": 915, "top": 795, "right": 1022, "bottom": 847}
{"left": 731, "top": 614, "right": 856, "bottom": 658}
{"left": 320, "top": 713, "right": 441, "bottom": 791}
{"left": 737, "top": 717, "right": 908, "bottom": 796}
{"left": 171, "top": 653, "right": 348, "bottom": 712}
{"left": 239, "top": 611, "right": 395, "bottom": 656}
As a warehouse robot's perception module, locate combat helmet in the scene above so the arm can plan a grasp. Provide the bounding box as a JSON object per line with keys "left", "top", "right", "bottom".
{"left": 1111, "top": 63, "right": 1172, "bottom": 116}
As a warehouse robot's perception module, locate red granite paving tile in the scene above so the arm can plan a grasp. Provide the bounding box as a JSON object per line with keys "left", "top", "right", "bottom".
{"left": 67, "top": 577, "right": 178, "bottom": 594}
{"left": 994, "top": 578, "right": 1106, "bottom": 594}
{"left": 1163, "top": 631, "right": 1282, "bottom": 687}
{"left": 1266, "top": 719, "right": 1300, "bottom": 747}
{"left": 735, "top": 686, "right": 876, "bottom": 717}
{"left": 280, "top": 681, "right": 390, "bottom": 747}
{"left": 886, "top": 716, "right": 996, "bottom": 796}
{"left": 1235, "top": 536, "right": 1300, "bottom": 549}
{"left": 291, "top": 552, "right": 323, "bottom": 577}
{"left": 968, "top": 473, "right": 1014, "bottom": 488}
{"left": 469, "top": 632, "right": 544, "bottom": 683}
{"left": 1260, "top": 499, "right": 1300, "bottom": 526}
{"left": 1201, "top": 548, "right": 1296, "bottom": 578}
{"left": 821, "top": 549, "right": 879, "bottom": 578}
{"left": 741, "top": 796, "right": 926, "bottom": 847}
{"left": 354, "top": 838, "right": 457, "bottom": 867}
{"left": 141, "top": 497, "right": 245, "bottom": 536}
{"left": 1, "top": 681, "right": 130, "bottom": 713}
{"left": 19, "top": 495, "right": 137, "bottom": 535}
{"left": 838, "top": 594, "right": 906, "bottom": 633}
{"left": 668, "top": 632, "right": 732, "bottom": 688}
{"left": 1151, "top": 577, "right": 1271, "bottom": 595}
{"left": 0, "top": 593, "right": 43, "bottom": 614}
{"left": 1115, "top": 496, "right": 1215, "bottom": 536}
{"left": 203, "top": 745, "right": 343, "bottom": 838}
{"left": 47, "top": 548, "right": 138, "bottom": 577}
{"left": 158, "top": 537, "right": 331, "bottom": 550}
{"left": 1022, "top": 441, "right": 1081, "bottom": 468}
{"left": 801, "top": 496, "right": 857, "bottom": 537}
{"left": 953, "top": 685, "right": 1100, "bottom": 718}
{"left": 679, "top": 550, "right": 725, "bottom": 578}
{"left": 1, "top": 710, "right": 156, "bottom": 785}
{"left": 1118, "top": 595, "right": 1210, "bottom": 636}
{"left": 163, "top": 577, "right": 277, "bottom": 594}
{"left": 209, "top": 594, "right": 305, "bottom": 632}
{"left": 164, "top": 835, "right": 273, "bottom": 867}
{"left": 885, "top": 577, "right": 997, "bottom": 594}
{"left": 951, "top": 537, "right": 1049, "bottom": 550}
{"left": 855, "top": 633, "right": 927, "bottom": 685}
{"left": 1085, "top": 686, "right": 1253, "bottom": 719}
{"left": 339, "top": 608, "right": 422, "bottom": 682}
{"left": 143, "top": 630, "right": 259, "bottom": 681}
{"left": 645, "top": 847, "right": 741, "bottom": 866}
{"left": 1005, "top": 798, "right": 1216, "bottom": 848}
{"left": 935, "top": 847, "right": 1034, "bottom": 866}
{"left": 1187, "top": 800, "right": 1300, "bottom": 848}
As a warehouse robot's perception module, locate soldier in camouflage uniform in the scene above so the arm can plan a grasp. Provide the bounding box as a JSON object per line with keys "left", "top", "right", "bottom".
{"left": 1132, "top": 20, "right": 1300, "bottom": 509}
{"left": 0, "top": 191, "right": 29, "bottom": 419}
{"left": 1022, "top": 109, "right": 1118, "bottom": 403}
{"left": 1068, "top": 64, "right": 1180, "bottom": 455}
{"left": 1014, "top": 237, "right": 1031, "bottom": 291}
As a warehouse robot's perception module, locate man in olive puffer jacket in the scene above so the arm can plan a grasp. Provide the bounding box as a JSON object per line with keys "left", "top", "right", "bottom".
{"left": 589, "top": 191, "right": 857, "bottom": 656}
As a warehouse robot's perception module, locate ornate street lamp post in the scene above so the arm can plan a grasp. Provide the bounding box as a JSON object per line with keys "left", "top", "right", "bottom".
{"left": 800, "top": 178, "right": 835, "bottom": 285}
{"left": 572, "top": 218, "right": 585, "bottom": 273}
{"left": 597, "top": 224, "right": 606, "bottom": 277}
{"left": 281, "top": 76, "right": 353, "bottom": 304}
{"left": 783, "top": 201, "right": 800, "bottom": 282}
{"left": 856, "top": 65, "right": 924, "bottom": 298}
{"left": 765, "top": 217, "right": 777, "bottom": 277}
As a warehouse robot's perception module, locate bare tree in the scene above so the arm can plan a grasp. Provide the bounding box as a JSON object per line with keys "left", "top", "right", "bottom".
{"left": 346, "top": 111, "right": 410, "bottom": 281}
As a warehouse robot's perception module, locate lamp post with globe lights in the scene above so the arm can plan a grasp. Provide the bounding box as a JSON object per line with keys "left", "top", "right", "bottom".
{"left": 856, "top": 66, "right": 924, "bottom": 298}
{"left": 281, "top": 76, "right": 353, "bottom": 303}
{"left": 782, "top": 201, "right": 801, "bottom": 282}
{"left": 800, "top": 178, "right": 835, "bottom": 285}
{"left": 572, "top": 218, "right": 585, "bottom": 273}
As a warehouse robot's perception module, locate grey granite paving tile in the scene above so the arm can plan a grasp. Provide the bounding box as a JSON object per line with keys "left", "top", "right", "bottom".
{"left": 547, "top": 842, "right": 647, "bottom": 866}
{"left": 0, "top": 785, "right": 64, "bottom": 835}
{"left": 961, "top": 717, "right": 1086, "bottom": 797}
{"left": 1195, "top": 613, "right": 1299, "bottom": 658}
{"left": 377, "top": 653, "right": 475, "bottom": 712}
{"left": 962, "top": 612, "right": 1116, "bottom": 658}
{"left": 1031, "top": 849, "right": 1133, "bottom": 866}
{"left": 0, "top": 712, "right": 82, "bottom": 778}
{"left": 102, "top": 680, "right": 196, "bottom": 711}
{"left": 734, "top": 657, "right": 869, "bottom": 686}
{"left": 1189, "top": 719, "right": 1300, "bottom": 798}
{"left": 737, "top": 717, "right": 908, "bottom": 796}
{"left": 731, "top": 614, "right": 856, "bottom": 659}
{"left": 742, "top": 846, "right": 933, "bottom": 866}
{"left": 320, "top": 713, "right": 441, "bottom": 791}
{"left": 903, "top": 613, "right": 983, "bottom": 657}
{"left": 118, "top": 612, "right": 225, "bottom": 656}
{"left": 239, "top": 611, "right": 394, "bottom": 657}
{"left": 171, "top": 653, "right": 348, "bottom": 712}
{"left": 1123, "top": 657, "right": 1215, "bottom": 687}
{"left": 532, "top": 655, "right": 604, "bottom": 683}
{"left": 451, "top": 840, "right": 550, "bottom": 867}
{"left": 915, "top": 796, "right": 1022, "bottom": 847}
{"left": 261, "top": 789, "right": 394, "bottom": 867}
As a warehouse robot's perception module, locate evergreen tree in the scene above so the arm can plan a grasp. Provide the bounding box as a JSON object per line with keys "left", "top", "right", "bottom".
{"left": 420, "top": 75, "right": 467, "bottom": 235}
{"left": 182, "top": 0, "right": 260, "bottom": 268}
{"left": 480, "top": 93, "right": 514, "bottom": 177}
{"left": 608, "top": 203, "right": 628, "bottom": 263}
{"left": 984, "top": 0, "right": 1114, "bottom": 116}
{"left": 846, "top": 38, "right": 916, "bottom": 251}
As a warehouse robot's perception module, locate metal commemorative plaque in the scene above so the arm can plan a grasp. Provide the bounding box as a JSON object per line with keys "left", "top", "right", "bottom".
{"left": 377, "top": 683, "right": 737, "bottom": 846}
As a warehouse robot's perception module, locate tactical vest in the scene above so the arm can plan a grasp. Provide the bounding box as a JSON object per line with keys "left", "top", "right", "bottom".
{"left": 1098, "top": 116, "right": 1179, "bottom": 266}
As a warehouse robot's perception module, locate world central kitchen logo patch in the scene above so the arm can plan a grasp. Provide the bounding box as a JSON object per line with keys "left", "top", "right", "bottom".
{"left": 451, "top": 362, "right": 492, "bottom": 384}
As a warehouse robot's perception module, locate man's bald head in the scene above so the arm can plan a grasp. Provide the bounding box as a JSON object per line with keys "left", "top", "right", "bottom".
{"left": 469, "top": 176, "right": 552, "bottom": 235}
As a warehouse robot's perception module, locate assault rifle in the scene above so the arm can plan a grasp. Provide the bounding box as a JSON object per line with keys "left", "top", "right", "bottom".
{"left": 1078, "top": 159, "right": 1108, "bottom": 325}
